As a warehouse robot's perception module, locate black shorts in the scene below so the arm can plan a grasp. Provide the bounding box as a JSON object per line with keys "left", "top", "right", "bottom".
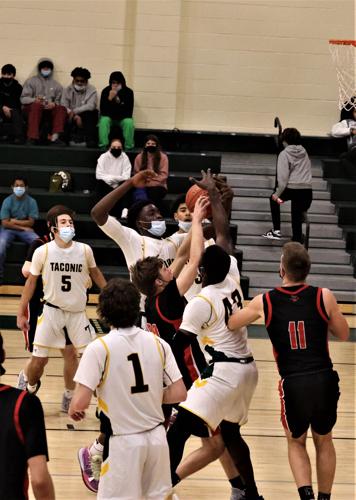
{"left": 278, "top": 369, "right": 340, "bottom": 438}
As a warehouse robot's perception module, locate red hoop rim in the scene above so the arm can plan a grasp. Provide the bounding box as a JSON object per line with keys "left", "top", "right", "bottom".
{"left": 329, "top": 39, "right": 356, "bottom": 46}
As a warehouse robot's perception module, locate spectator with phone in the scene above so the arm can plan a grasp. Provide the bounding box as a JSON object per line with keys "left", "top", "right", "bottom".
{"left": 98, "top": 71, "right": 134, "bottom": 150}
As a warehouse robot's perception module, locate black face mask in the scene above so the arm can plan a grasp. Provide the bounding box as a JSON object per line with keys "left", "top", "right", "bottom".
{"left": 145, "top": 145, "right": 157, "bottom": 153}
{"left": 1, "top": 77, "right": 13, "bottom": 87}
{"left": 110, "top": 148, "right": 122, "bottom": 158}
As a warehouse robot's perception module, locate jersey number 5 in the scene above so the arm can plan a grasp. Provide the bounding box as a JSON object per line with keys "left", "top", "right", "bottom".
{"left": 61, "top": 275, "right": 71, "bottom": 292}
{"left": 288, "top": 321, "right": 307, "bottom": 350}
{"left": 127, "top": 353, "right": 149, "bottom": 394}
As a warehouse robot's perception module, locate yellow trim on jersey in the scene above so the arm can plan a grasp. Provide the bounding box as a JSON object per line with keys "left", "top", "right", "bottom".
{"left": 153, "top": 335, "right": 165, "bottom": 368}
{"left": 178, "top": 403, "right": 215, "bottom": 432}
{"left": 200, "top": 336, "right": 215, "bottom": 346}
{"left": 97, "top": 397, "right": 109, "bottom": 414}
{"left": 195, "top": 294, "right": 218, "bottom": 328}
{"left": 100, "top": 461, "right": 109, "bottom": 477}
{"left": 36, "top": 314, "right": 44, "bottom": 326}
{"left": 194, "top": 378, "right": 208, "bottom": 388}
{"left": 97, "top": 337, "right": 110, "bottom": 388}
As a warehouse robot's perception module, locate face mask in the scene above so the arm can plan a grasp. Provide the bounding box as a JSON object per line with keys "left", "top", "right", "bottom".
{"left": 13, "top": 186, "right": 25, "bottom": 197}
{"left": 58, "top": 226, "right": 75, "bottom": 243}
{"left": 40, "top": 69, "right": 51, "bottom": 77}
{"left": 110, "top": 148, "right": 122, "bottom": 158}
{"left": 1, "top": 77, "right": 13, "bottom": 86}
{"left": 145, "top": 145, "right": 157, "bottom": 153}
{"left": 147, "top": 220, "right": 166, "bottom": 237}
{"left": 74, "top": 84, "right": 86, "bottom": 92}
{"left": 178, "top": 220, "right": 192, "bottom": 232}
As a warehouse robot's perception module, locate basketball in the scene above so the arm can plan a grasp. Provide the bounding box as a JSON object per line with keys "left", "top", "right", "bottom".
{"left": 185, "top": 184, "right": 212, "bottom": 218}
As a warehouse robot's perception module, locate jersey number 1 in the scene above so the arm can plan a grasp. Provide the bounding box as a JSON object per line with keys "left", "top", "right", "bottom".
{"left": 288, "top": 321, "right": 306, "bottom": 350}
{"left": 127, "top": 353, "right": 149, "bottom": 394}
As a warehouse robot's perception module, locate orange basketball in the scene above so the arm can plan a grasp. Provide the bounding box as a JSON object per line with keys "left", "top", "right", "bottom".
{"left": 185, "top": 184, "right": 212, "bottom": 218}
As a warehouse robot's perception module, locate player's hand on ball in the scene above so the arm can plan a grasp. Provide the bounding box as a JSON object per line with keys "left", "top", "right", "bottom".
{"left": 193, "top": 195, "right": 210, "bottom": 221}
{"left": 132, "top": 170, "right": 157, "bottom": 187}
{"left": 189, "top": 169, "right": 217, "bottom": 193}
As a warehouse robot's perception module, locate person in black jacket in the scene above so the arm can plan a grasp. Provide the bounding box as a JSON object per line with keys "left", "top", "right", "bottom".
{"left": 98, "top": 71, "right": 134, "bottom": 150}
{"left": 0, "top": 63, "right": 24, "bottom": 143}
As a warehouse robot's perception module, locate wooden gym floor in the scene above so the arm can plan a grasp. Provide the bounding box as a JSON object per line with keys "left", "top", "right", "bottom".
{"left": 0, "top": 297, "right": 355, "bottom": 500}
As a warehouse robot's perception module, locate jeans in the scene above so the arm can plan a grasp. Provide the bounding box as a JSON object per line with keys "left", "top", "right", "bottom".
{"left": 0, "top": 228, "right": 38, "bottom": 280}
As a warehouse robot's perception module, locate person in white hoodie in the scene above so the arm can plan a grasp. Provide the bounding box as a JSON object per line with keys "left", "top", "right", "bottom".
{"left": 262, "top": 128, "right": 312, "bottom": 243}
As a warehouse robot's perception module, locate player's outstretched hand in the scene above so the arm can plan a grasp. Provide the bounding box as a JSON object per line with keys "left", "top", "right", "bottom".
{"left": 193, "top": 195, "right": 210, "bottom": 221}
{"left": 131, "top": 170, "right": 157, "bottom": 188}
{"left": 17, "top": 314, "right": 29, "bottom": 332}
{"left": 189, "top": 169, "right": 218, "bottom": 193}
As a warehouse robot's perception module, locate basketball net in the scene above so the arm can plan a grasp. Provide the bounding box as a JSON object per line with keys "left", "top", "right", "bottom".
{"left": 329, "top": 40, "right": 356, "bottom": 110}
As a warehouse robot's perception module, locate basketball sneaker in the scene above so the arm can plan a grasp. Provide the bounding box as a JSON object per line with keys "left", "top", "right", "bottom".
{"left": 17, "top": 370, "right": 27, "bottom": 391}
{"left": 78, "top": 447, "right": 100, "bottom": 493}
{"left": 61, "top": 391, "right": 73, "bottom": 413}
{"left": 231, "top": 486, "right": 246, "bottom": 499}
{"left": 262, "top": 229, "right": 282, "bottom": 240}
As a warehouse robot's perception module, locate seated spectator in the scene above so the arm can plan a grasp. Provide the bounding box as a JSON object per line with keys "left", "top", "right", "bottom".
{"left": 21, "top": 58, "right": 67, "bottom": 145}
{"left": 98, "top": 71, "right": 134, "bottom": 150}
{"left": 95, "top": 137, "right": 132, "bottom": 217}
{"left": 331, "top": 106, "right": 356, "bottom": 180}
{"left": 0, "top": 63, "right": 24, "bottom": 143}
{"left": 0, "top": 176, "right": 39, "bottom": 285}
{"left": 133, "top": 135, "right": 169, "bottom": 214}
{"left": 62, "top": 67, "right": 98, "bottom": 147}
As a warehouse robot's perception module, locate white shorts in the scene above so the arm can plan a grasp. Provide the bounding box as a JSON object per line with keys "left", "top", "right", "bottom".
{"left": 98, "top": 425, "right": 172, "bottom": 500}
{"left": 179, "top": 361, "right": 258, "bottom": 431}
{"left": 32, "top": 304, "right": 96, "bottom": 357}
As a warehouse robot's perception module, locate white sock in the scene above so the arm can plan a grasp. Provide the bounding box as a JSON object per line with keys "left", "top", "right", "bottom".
{"left": 51, "top": 133, "right": 59, "bottom": 142}
{"left": 27, "top": 383, "right": 38, "bottom": 393}
{"left": 89, "top": 439, "right": 104, "bottom": 457}
{"left": 64, "top": 389, "right": 74, "bottom": 398}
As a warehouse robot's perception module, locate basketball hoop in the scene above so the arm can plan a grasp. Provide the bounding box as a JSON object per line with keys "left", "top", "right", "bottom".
{"left": 329, "top": 39, "right": 356, "bottom": 110}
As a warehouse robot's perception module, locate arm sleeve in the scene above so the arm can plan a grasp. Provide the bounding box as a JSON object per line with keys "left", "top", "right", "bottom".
{"left": 73, "top": 89, "right": 97, "bottom": 114}
{"left": 29, "top": 246, "right": 46, "bottom": 276}
{"left": 84, "top": 244, "right": 97, "bottom": 268}
{"left": 119, "top": 87, "right": 134, "bottom": 117}
{"left": 331, "top": 120, "right": 352, "bottom": 138}
{"left": 180, "top": 296, "right": 213, "bottom": 336}
{"left": 118, "top": 154, "right": 132, "bottom": 181}
{"left": 60, "top": 87, "right": 70, "bottom": 108}
{"left": 20, "top": 80, "right": 36, "bottom": 105}
{"left": 28, "top": 198, "right": 39, "bottom": 219}
{"left": 74, "top": 340, "right": 107, "bottom": 390}
{"left": 158, "top": 338, "right": 183, "bottom": 385}
{"left": 275, "top": 150, "right": 290, "bottom": 197}
{"left": 20, "top": 394, "right": 49, "bottom": 460}
{"left": 155, "top": 154, "right": 169, "bottom": 184}
{"left": 99, "top": 87, "right": 111, "bottom": 115}
{"left": 0, "top": 198, "right": 11, "bottom": 220}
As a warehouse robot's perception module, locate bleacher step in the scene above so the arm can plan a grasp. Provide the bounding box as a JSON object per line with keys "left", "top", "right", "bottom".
{"left": 232, "top": 198, "right": 335, "bottom": 214}
{"left": 237, "top": 245, "right": 351, "bottom": 265}
{"left": 236, "top": 235, "right": 346, "bottom": 249}
{"left": 231, "top": 210, "right": 338, "bottom": 224}
{"left": 236, "top": 220, "right": 342, "bottom": 239}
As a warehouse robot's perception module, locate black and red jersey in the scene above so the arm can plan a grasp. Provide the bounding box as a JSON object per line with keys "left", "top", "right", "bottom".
{"left": 0, "top": 385, "right": 48, "bottom": 499}
{"left": 263, "top": 285, "right": 332, "bottom": 378}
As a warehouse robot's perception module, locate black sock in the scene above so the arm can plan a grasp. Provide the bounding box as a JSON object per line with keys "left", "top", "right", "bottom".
{"left": 318, "top": 493, "right": 331, "bottom": 500}
{"left": 229, "top": 475, "right": 245, "bottom": 489}
{"left": 298, "top": 486, "right": 315, "bottom": 499}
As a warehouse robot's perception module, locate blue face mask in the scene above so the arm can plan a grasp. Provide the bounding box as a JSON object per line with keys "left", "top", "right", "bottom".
{"left": 58, "top": 226, "right": 75, "bottom": 243}
{"left": 147, "top": 220, "right": 166, "bottom": 237}
{"left": 13, "top": 186, "right": 26, "bottom": 197}
{"left": 178, "top": 220, "right": 192, "bottom": 232}
{"left": 40, "top": 69, "right": 51, "bottom": 77}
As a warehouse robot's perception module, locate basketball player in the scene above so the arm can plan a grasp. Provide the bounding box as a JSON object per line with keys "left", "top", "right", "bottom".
{"left": 17, "top": 205, "right": 78, "bottom": 413}
{"left": 16, "top": 206, "right": 106, "bottom": 399}
{"left": 167, "top": 171, "right": 263, "bottom": 500}
{"left": 0, "top": 333, "right": 55, "bottom": 500}
{"left": 69, "top": 278, "right": 186, "bottom": 500}
{"left": 228, "top": 242, "right": 349, "bottom": 500}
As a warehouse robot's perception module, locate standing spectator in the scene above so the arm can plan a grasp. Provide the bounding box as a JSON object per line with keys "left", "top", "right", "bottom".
{"left": 331, "top": 106, "right": 356, "bottom": 180}
{"left": 61, "top": 67, "right": 98, "bottom": 147}
{"left": 0, "top": 63, "right": 24, "bottom": 143}
{"left": 0, "top": 176, "right": 39, "bottom": 285}
{"left": 0, "top": 333, "right": 55, "bottom": 500}
{"left": 262, "top": 128, "right": 312, "bottom": 244}
{"left": 21, "top": 58, "right": 67, "bottom": 144}
{"left": 133, "top": 135, "right": 169, "bottom": 213}
{"left": 95, "top": 137, "right": 132, "bottom": 217}
{"left": 98, "top": 71, "right": 134, "bottom": 150}
{"left": 228, "top": 242, "right": 349, "bottom": 500}
{"left": 69, "top": 278, "right": 186, "bottom": 500}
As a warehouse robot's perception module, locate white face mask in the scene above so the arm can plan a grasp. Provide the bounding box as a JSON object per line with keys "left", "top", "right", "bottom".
{"left": 147, "top": 220, "right": 166, "bottom": 237}
{"left": 58, "top": 226, "right": 75, "bottom": 243}
{"left": 13, "top": 186, "right": 26, "bottom": 197}
{"left": 74, "top": 84, "right": 86, "bottom": 92}
{"left": 40, "top": 69, "right": 51, "bottom": 77}
{"left": 178, "top": 220, "right": 192, "bottom": 232}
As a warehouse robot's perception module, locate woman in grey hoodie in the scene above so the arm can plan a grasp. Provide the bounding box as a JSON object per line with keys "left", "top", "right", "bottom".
{"left": 262, "top": 128, "right": 312, "bottom": 243}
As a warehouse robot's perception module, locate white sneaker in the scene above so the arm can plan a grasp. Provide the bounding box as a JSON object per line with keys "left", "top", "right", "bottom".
{"left": 262, "top": 229, "right": 282, "bottom": 240}
{"left": 17, "top": 370, "right": 27, "bottom": 391}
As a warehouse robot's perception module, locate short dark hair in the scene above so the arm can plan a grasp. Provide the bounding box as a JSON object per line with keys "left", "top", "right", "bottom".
{"left": 127, "top": 200, "right": 154, "bottom": 231}
{"left": 97, "top": 278, "right": 140, "bottom": 328}
{"left": 281, "top": 128, "right": 301, "bottom": 145}
{"left": 1, "top": 64, "right": 16, "bottom": 75}
{"left": 201, "top": 245, "right": 231, "bottom": 285}
{"left": 131, "top": 257, "right": 162, "bottom": 297}
{"left": 71, "top": 67, "right": 91, "bottom": 80}
{"left": 109, "top": 71, "right": 126, "bottom": 86}
{"left": 110, "top": 137, "right": 123, "bottom": 147}
{"left": 282, "top": 242, "right": 311, "bottom": 282}
{"left": 12, "top": 175, "right": 28, "bottom": 186}
{"left": 171, "top": 194, "right": 187, "bottom": 216}
{"left": 47, "top": 205, "right": 75, "bottom": 228}
{"left": 38, "top": 59, "right": 54, "bottom": 71}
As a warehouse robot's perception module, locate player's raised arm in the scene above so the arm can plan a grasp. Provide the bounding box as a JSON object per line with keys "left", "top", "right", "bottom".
{"left": 91, "top": 170, "right": 156, "bottom": 226}
{"left": 228, "top": 294, "right": 264, "bottom": 331}
{"left": 322, "top": 288, "right": 350, "bottom": 341}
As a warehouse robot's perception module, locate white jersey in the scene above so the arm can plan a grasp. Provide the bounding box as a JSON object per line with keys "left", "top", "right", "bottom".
{"left": 184, "top": 237, "right": 215, "bottom": 301}
{"left": 74, "top": 326, "right": 182, "bottom": 435}
{"left": 181, "top": 256, "right": 252, "bottom": 361}
{"left": 30, "top": 240, "right": 96, "bottom": 312}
